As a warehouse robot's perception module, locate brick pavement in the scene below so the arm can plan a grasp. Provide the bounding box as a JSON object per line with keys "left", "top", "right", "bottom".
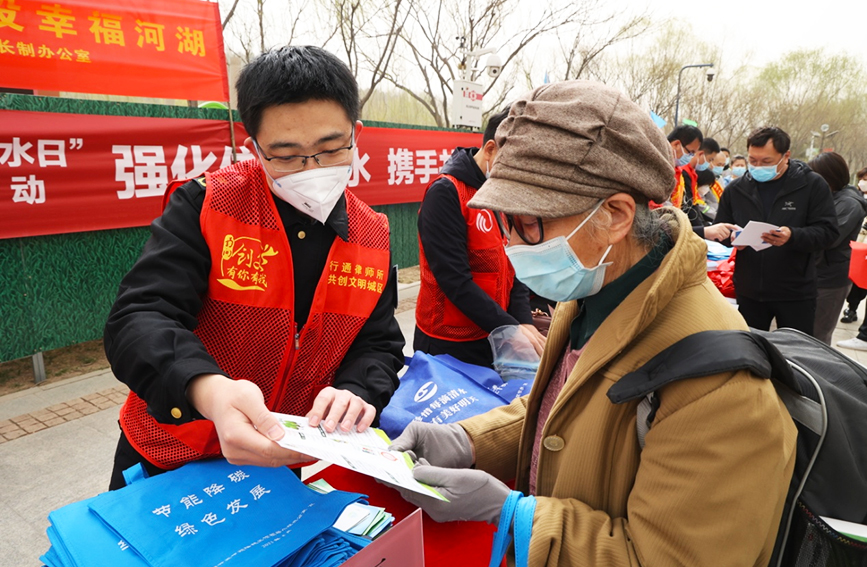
{"left": 0, "top": 386, "right": 128, "bottom": 444}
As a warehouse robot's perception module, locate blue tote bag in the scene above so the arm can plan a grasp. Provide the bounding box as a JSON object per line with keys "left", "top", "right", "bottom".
{"left": 87, "top": 459, "right": 364, "bottom": 567}
{"left": 379, "top": 352, "right": 533, "bottom": 439}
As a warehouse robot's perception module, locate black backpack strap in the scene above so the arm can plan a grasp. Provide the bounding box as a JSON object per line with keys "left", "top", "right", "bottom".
{"left": 607, "top": 330, "right": 800, "bottom": 405}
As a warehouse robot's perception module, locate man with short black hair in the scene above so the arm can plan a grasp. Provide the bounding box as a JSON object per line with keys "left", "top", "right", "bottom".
{"left": 715, "top": 126, "right": 838, "bottom": 334}
{"left": 666, "top": 126, "right": 706, "bottom": 226}
{"left": 415, "top": 107, "right": 544, "bottom": 367}
{"left": 105, "top": 46, "right": 404, "bottom": 488}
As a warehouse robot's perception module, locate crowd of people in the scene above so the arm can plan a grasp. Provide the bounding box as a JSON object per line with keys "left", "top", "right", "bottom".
{"left": 659, "top": 123, "right": 867, "bottom": 345}
{"left": 102, "top": 44, "right": 864, "bottom": 565}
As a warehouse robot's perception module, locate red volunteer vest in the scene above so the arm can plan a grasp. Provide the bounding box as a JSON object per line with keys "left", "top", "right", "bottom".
{"left": 416, "top": 174, "right": 514, "bottom": 342}
{"left": 120, "top": 159, "right": 391, "bottom": 469}
{"left": 671, "top": 165, "right": 699, "bottom": 209}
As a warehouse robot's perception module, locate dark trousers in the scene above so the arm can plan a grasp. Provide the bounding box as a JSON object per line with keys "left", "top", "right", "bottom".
{"left": 847, "top": 284, "right": 867, "bottom": 311}
{"left": 413, "top": 326, "right": 494, "bottom": 368}
{"left": 736, "top": 295, "right": 817, "bottom": 336}
{"left": 109, "top": 428, "right": 169, "bottom": 490}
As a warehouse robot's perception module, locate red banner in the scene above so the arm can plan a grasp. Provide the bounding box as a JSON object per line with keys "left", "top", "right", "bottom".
{"left": 0, "top": 0, "right": 228, "bottom": 101}
{"left": 0, "top": 109, "right": 482, "bottom": 239}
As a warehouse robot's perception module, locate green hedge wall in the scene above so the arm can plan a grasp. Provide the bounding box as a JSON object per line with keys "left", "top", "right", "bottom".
{"left": 0, "top": 94, "right": 421, "bottom": 363}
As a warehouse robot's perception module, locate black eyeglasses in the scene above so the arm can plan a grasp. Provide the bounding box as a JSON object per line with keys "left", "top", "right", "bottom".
{"left": 254, "top": 129, "right": 354, "bottom": 173}
{"left": 498, "top": 214, "right": 545, "bottom": 245}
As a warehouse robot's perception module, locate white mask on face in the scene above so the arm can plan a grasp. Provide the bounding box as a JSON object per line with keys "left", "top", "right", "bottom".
{"left": 860, "top": 179, "right": 867, "bottom": 193}
{"left": 268, "top": 165, "right": 352, "bottom": 224}
{"left": 254, "top": 142, "right": 352, "bottom": 224}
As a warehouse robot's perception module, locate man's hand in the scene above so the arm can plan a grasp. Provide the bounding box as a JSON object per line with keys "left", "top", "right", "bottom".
{"left": 396, "top": 464, "right": 511, "bottom": 524}
{"left": 519, "top": 323, "right": 546, "bottom": 356}
{"left": 306, "top": 386, "right": 376, "bottom": 433}
{"left": 389, "top": 422, "right": 475, "bottom": 469}
{"left": 761, "top": 226, "right": 791, "bottom": 246}
{"left": 186, "top": 373, "right": 312, "bottom": 467}
{"left": 704, "top": 223, "right": 739, "bottom": 242}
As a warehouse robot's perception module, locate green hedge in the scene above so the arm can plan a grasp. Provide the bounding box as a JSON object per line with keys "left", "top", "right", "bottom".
{"left": 0, "top": 94, "right": 421, "bottom": 363}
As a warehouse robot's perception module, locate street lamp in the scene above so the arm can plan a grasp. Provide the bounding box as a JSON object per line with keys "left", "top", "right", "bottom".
{"left": 674, "top": 63, "right": 714, "bottom": 127}
{"left": 818, "top": 123, "right": 838, "bottom": 153}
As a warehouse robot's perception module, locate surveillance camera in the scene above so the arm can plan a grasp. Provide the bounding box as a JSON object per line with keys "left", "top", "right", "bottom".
{"left": 706, "top": 69, "right": 716, "bottom": 82}
{"left": 485, "top": 53, "right": 503, "bottom": 78}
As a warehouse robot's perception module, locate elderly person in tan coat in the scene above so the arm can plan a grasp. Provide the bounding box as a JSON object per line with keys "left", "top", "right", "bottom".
{"left": 390, "top": 80, "right": 797, "bottom": 566}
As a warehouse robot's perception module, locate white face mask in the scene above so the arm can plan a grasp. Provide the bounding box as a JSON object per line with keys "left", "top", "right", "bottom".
{"left": 860, "top": 179, "right": 867, "bottom": 193}
{"left": 267, "top": 165, "right": 352, "bottom": 223}
{"left": 254, "top": 141, "right": 352, "bottom": 223}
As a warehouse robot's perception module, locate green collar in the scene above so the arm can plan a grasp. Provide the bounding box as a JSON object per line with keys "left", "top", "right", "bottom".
{"left": 570, "top": 234, "right": 673, "bottom": 350}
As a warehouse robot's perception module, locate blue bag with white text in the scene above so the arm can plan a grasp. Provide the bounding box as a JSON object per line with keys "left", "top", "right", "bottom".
{"left": 380, "top": 352, "right": 533, "bottom": 438}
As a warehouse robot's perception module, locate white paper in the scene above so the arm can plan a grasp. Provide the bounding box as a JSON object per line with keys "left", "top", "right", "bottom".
{"left": 821, "top": 516, "right": 867, "bottom": 542}
{"left": 731, "top": 221, "right": 780, "bottom": 251}
{"left": 274, "top": 413, "right": 447, "bottom": 501}
{"left": 333, "top": 504, "right": 372, "bottom": 532}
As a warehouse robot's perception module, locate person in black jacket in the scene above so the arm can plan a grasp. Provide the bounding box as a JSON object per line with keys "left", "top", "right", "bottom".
{"left": 839, "top": 165, "right": 867, "bottom": 324}
{"left": 104, "top": 46, "right": 404, "bottom": 489}
{"left": 807, "top": 152, "right": 867, "bottom": 344}
{"left": 415, "top": 107, "right": 545, "bottom": 367}
{"left": 715, "top": 126, "right": 838, "bottom": 334}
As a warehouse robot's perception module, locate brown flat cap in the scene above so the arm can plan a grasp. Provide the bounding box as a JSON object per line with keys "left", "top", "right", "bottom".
{"left": 469, "top": 80, "right": 675, "bottom": 217}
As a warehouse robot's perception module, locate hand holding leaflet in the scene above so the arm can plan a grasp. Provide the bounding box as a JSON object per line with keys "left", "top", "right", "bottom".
{"left": 731, "top": 221, "right": 779, "bottom": 251}
{"left": 273, "top": 413, "right": 448, "bottom": 501}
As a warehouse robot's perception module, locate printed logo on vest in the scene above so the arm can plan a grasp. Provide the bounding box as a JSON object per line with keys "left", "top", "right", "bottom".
{"left": 782, "top": 201, "right": 796, "bottom": 211}
{"left": 218, "top": 234, "right": 278, "bottom": 291}
{"left": 326, "top": 260, "right": 386, "bottom": 294}
{"left": 475, "top": 210, "right": 494, "bottom": 233}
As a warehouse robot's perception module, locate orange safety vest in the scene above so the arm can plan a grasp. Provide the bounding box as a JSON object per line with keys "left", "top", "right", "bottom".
{"left": 120, "top": 159, "right": 391, "bottom": 470}
{"left": 416, "top": 174, "right": 514, "bottom": 342}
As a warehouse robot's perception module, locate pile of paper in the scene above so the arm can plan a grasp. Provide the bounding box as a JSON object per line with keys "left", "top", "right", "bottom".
{"left": 41, "top": 459, "right": 374, "bottom": 567}
{"left": 309, "top": 479, "right": 393, "bottom": 539}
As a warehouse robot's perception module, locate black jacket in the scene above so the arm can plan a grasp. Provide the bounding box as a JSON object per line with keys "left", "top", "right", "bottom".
{"left": 104, "top": 180, "right": 404, "bottom": 427}
{"left": 414, "top": 147, "right": 532, "bottom": 367}
{"left": 817, "top": 185, "right": 867, "bottom": 288}
{"left": 715, "top": 160, "right": 839, "bottom": 301}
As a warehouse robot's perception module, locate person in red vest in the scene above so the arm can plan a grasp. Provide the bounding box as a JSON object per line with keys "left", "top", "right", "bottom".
{"left": 104, "top": 46, "right": 405, "bottom": 489}
{"left": 415, "top": 107, "right": 545, "bottom": 368}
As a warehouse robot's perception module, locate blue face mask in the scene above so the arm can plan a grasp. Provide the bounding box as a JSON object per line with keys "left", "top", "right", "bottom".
{"left": 749, "top": 157, "right": 785, "bottom": 183}
{"left": 712, "top": 166, "right": 724, "bottom": 176}
{"left": 731, "top": 166, "right": 746, "bottom": 178}
{"left": 695, "top": 161, "right": 710, "bottom": 172}
{"left": 676, "top": 150, "right": 693, "bottom": 167}
{"left": 505, "top": 201, "right": 612, "bottom": 302}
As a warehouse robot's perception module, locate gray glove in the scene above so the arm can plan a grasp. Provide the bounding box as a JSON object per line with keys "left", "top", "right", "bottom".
{"left": 389, "top": 422, "right": 474, "bottom": 469}
{"left": 397, "top": 464, "right": 511, "bottom": 524}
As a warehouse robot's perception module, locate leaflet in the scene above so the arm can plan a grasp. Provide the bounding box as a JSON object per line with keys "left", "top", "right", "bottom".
{"left": 274, "top": 413, "right": 447, "bottom": 501}
{"left": 730, "top": 221, "right": 779, "bottom": 251}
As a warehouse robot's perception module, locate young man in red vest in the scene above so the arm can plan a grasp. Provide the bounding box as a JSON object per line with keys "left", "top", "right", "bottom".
{"left": 415, "top": 107, "right": 545, "bottom": 368}
{"left": 104, "top": 46, "right": 404, "bottom": 489}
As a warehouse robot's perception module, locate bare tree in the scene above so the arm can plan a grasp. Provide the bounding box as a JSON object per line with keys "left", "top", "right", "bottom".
{"left": 556, "top": 12, "right": 650, "bottom": 81}
{"left": 222, "top": 0, "right": 313, "bottom": 64}
{"left": 221, "top": 0, "right": 243, "bottom": 29}
{"left": 327, "top": 0, "right": 414, "bottom": 111}
{"left": 383, "top": 0, "right": 595, "bottom": 128}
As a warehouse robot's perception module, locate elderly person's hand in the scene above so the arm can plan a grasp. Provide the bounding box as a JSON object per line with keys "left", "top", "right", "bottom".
{"left": 519, "top": 323, "right": 546, "bottom": 356}
{"left": 389, "top": 422, "right": 475, "bottom": 468}
{"left": 396, "top": 464, "right": 511, "bottom": 524}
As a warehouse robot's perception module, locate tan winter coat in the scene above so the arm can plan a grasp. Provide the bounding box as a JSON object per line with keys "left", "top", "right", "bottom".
{"left": 460, "top": 209, "right": 797, "bottom": 567}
